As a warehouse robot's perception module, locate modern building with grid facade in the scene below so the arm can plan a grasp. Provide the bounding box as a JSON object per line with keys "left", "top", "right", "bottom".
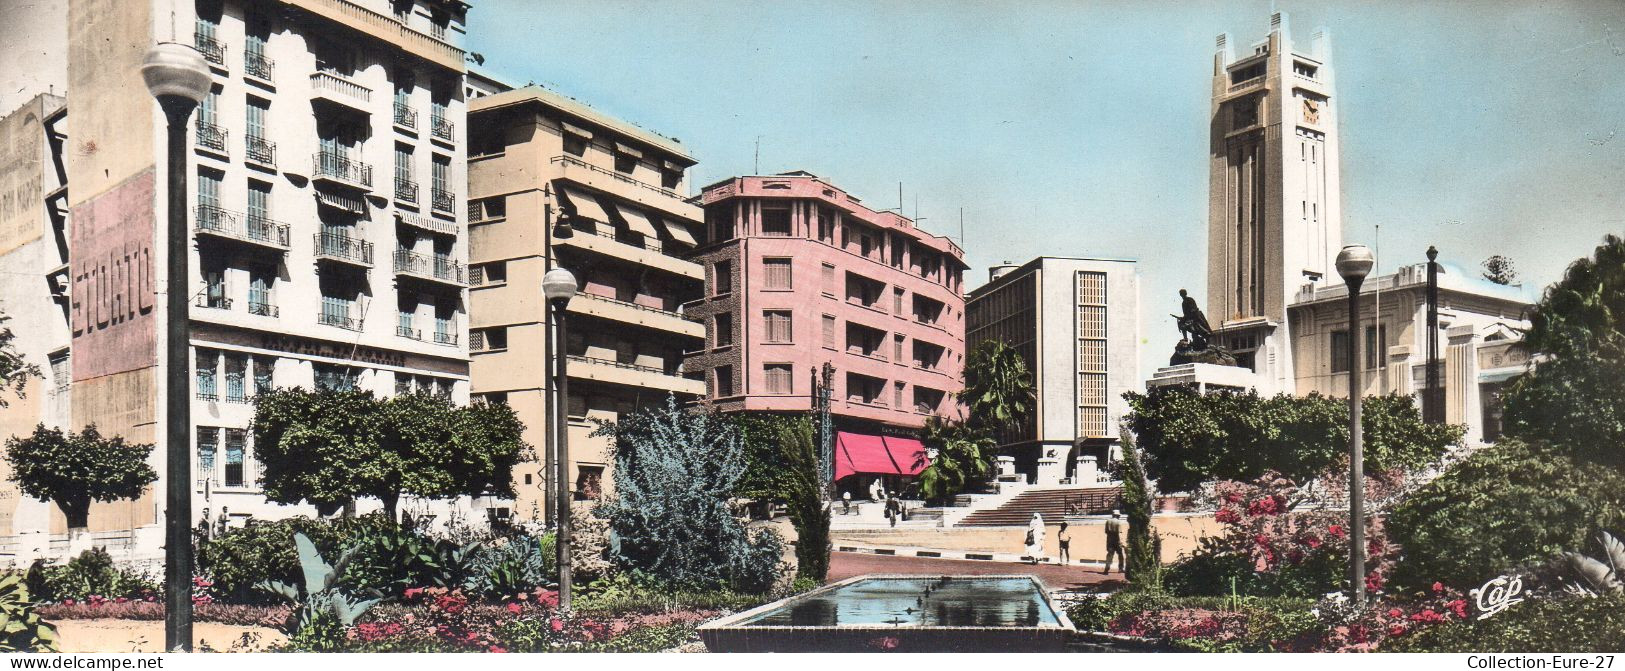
{"left": 0, "top": 0, "right": 476, "bottom": 561}
{"left": 965, "top": 257, "right": 1139, "bottom": 486}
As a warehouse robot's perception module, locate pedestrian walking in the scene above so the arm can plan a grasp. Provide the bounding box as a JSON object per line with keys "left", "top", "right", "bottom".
{"left": 1103, "top": 510, "right": 1126, "bottom": 574}
{"left": 842, "top": 491, "right": 852, "bottom": 515}
{"left": 1026, "top": 513, "right": 1045, "bottom": 564}
{"left": 1057, "top": 521, "right": 1072, "bottom": 564}
{"left": 886, "top": 495, "right": 899, "bottom": 527}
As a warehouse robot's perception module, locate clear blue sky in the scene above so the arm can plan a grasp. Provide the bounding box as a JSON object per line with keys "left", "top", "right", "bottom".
{"left": 469, "top": 0, "right": 1625, "bottom": 378}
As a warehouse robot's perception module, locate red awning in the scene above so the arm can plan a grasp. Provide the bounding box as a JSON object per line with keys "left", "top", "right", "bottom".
{"left": 834, "top": 431, "right": 930, "bottom": 481}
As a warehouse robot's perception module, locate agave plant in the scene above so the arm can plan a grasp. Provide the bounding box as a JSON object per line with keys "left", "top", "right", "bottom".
{"left": 256, "top": 532, "right": 382, "bottom": 635}
{"left": 1562, "top": 531, "right": 1625, "bottom": 596}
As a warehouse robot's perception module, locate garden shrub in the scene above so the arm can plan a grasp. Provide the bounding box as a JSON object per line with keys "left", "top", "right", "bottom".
{"left": 35, "top": 548, "right": 158, "bottom": 602}
{"left": 466, "top": 534, "right": 552, "bottom": 599}
{"left": 0, "top": 574, "right": 57, "bottom": 652}
{"left": 1387, "top": 438, "right": 1625, "bottom": 591}
{"left": 344, "top": 523, "right": 484, "bottom": 596}
{"left": 569, "top": 502, "right": 612, "bottom": 584}
{"left": 197, "top": 514, "right": 400, "bottom": 603}
{"left": 1385, "top": 593, "right": 1625, "bottom": 652}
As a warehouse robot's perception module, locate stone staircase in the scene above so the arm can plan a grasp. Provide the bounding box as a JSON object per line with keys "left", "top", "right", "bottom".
{"left": 956, "top": 486, "right": 1124, "bottom": 527}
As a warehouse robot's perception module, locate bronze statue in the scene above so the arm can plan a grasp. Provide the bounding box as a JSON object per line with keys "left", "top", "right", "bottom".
{"left": 1172, "top": 289, "right": 1213, "bottom": 350}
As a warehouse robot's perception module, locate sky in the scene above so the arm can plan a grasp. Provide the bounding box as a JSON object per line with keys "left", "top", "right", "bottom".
{"left": 468, "top": 0, "right": 1625, "bottom": 379}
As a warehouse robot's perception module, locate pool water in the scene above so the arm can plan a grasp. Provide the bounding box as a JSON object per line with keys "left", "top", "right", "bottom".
{"left": 739, "top": 576, "right": 1061, "bottom": 628}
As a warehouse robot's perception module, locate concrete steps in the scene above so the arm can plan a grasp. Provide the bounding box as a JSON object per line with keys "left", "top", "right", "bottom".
{"left": 957, "top": 487, "right": 1124, "bottom": 527}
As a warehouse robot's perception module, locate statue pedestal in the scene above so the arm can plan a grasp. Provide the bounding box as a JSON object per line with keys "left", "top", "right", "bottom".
{"left": 1035, "top": 457, "right": 1064, "bottom": 487}
{"left": 1147, "top": 362, "right": 1262, "bottom": 393}
{"left": 1074, "top": 455, "right": 1099, "bottom": 485}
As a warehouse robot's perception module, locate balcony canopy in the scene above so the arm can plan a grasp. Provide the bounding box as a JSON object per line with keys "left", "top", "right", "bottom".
{"left": 834, "top": 431, "right": 929, "bottom": 482}
{"left": 610, "top": 201, "right": 660, "bottom": 238}
{"left": 559, "top": 184, "right": 611, "bottom": 224}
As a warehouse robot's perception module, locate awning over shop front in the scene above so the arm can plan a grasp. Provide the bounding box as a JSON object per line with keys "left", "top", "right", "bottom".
{"left": 558, "top": 185, "right": 611, "bottom": 224}
{"left": 834, "top": 431, "right": 929, "bottom": 482}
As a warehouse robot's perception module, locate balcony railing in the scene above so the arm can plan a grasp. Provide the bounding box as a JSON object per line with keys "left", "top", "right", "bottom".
{"left": 244, "top": 52, "right": 274, "bottom": 81}
{"left": 395, "top": 177, "right": 419, "bottom": 204}
{"left": 310, "top": 71, "right": 372, "bottom": 105}
{"left": 433, "top": 331, "right": 458, "bottom": 346}
{"left": 194, "top": 205, "right": 292, "bottom": 250}
{"left": 313, "top": 232, "right": 374, "bottom": 265}
{"left": 568, "top": 354, "right": 675, "bottom": 377}
{"left": 245, "top": 135, "right": 276, "bottom": 166}
{"left": 196, "top": 296, "right": 232, "bottom": 310}
{"left": 194, "top": 32, "right": 226, "bottom": 66}
{"left": 394, "top": 103, "right": 417, "bottom": 129}
{"left": 576, "top": 292, "right": 693, "bottom": 322}
{"left": 195, "top": 123, "right": 228, "bottom": 153}
{"left": 318, "top": 311, "right": 362, "bottom": 331}
{"left": 248, "top": 301, "right": 279, "bottom": 317}
{"left": 431, "top": 187, "right": 455, "bottom": 214}
{"left": 550, "top": 154, "right": 682, "bottom": 199}
{"left": 394, "top": 249, "right": 465, "bottom": 284}
{"left": 312, "top": 151, "right": 373, "bottom": 188}
{"left": 396, "top": 325, "right": 422, "bottom": 340}
{"left": 430, "top": 115, "right": 455, "bottom": 142}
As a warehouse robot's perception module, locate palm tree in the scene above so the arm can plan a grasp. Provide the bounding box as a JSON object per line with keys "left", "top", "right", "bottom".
{"left": 914, "top": 417, "right": 996, "bottom": 503}
{"left": 959, "top": 339, "right": 1037, "bottom": 436}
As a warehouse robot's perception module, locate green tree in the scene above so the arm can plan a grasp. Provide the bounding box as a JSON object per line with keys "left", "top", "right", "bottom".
{"left": 1125, "top": 387, "right": 1462, "bottom": 493}
{"left": 1504, "top": 234, "right": 1625, "bottom": 468}
{"left": 592, "top": 396, "right": 784, "bottom": 593}
{"left": 772, "top": 418, "right": 831, "bottom": 582}
{"left": 0, "top": 314, "right": 39, "bottom": 408}
{"left": 3, "top": 424, "right": 157, "bottom": 529}
{"left": 252, "top": 388, "right": 528, "bottom": 521}
{"left": 1481, "top": 255, "right": 1519, "bottom": 285}
{"left": 959, "top": 340, "right": 1036, "bottom": 436}
{"left": 1387, "top": 438, "right": 1625, "bottom": 590}
{"left": 915, "top": 416, "right": 995, "bottom": 503}
{"left": 1117, "top": 424, "right": 1160, "bottom": 588}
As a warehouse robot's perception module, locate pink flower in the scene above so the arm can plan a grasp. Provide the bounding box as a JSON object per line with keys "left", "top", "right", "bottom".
{"left": 506, "top": 602, "right": 523, "bottom": 616}
{"left": 869, "top": 636, "right": 900, "bottom": 651}
{"left": 1365, "top": 572, "right": 1385, "bottom": 592}
{"left": 1328, "top": 524, "right": 1346, "bottom": 538}
{"left": 550, "top": 617, "right": 563, "bottom": 633}
{"left": 489, "top": 646, "right": 507, "bottom": 653}
{"left": 403, "top": 587, "right": 425, "bottom": 600}
{"left": 1431, "top": 581, "right": 1445, "bottom": 593}
{"left": 1387, "top": 608, "right": 1403, "bottom": 618}
{"left": 1445, "top": 599, "right": 1468, "bottom": 620}
{"left": 1215, "top": 509, "right": 1240, "bottom": 524}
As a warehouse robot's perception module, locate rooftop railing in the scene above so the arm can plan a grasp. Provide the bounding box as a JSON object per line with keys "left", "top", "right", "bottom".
{"left": 551, "top": 154, "right": 682, "bottom": 200}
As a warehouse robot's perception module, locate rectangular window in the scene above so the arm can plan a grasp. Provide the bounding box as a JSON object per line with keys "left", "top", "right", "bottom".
{"left": 1330, "top": 330, "right": 1351, "bottom": 374}
{"left": 714, "top": 312, "right": 733, "bottom": 347}
{"left": 434, "top": 300, "right": 454, "bottom": 344}
{"left": 48, "top": 353, "right": 68, "bottom": 394}
{"left": 395, "top": 374, "right": 412, "bottom": 396}
{"left": 761, "top": 207, "right": 791, "bottom": 236}
{"left": 822, "top": 314, "right": 836, "bottom": 348}
{"left": 484, "top": 327, "right": 508, "bottom": 350}
{"left": 224, "top": 429, "right": 246, "bottom": 487}
{"left": 247, "top": 180, "right": 271, "bottom": 237}
{"left": 715, "top": 366, "right": 734, "bottom": 397}
{"left": 199, "top": 87, "right": 219, "bottom": 128}
{"left": 396, "top": 144, "right": 414, "bottom": 189}
{"left": 764, "top": 364, "right": 793, "bottom": 394}
{"left": 195, "top": 349, "right": 218, "bottom": 400}
{"left": 763, "top": 258, "right": 792, "bottom": 289}
{"left": 248, "top": 267, "right": 274, "bottom": 316}
{"left": 246, "top": 98, "right": 268, "bottom": 141}
{"left": 198, "top": 170, "right": 221, "bottom": 210}
{"left": 252, "top": 356, "right": 274, "bottom": 396}
{"left": 203, "top": 267, "right": 227, "bottom": 309}
{"left": 1365, "top": 324, "right": 1389, "bottom": 370}
{"left": 894, "top": 334, "right": 905, "bottom": 361}
{"left": 713, "top": 261, "right": 732, "bottom": 295}
{"left": 894, "top": 381, "right": 905, "bottom": 408}
{"left": 432, "top": 154, "right": 450, "bottom": 194}
{"left": 314, "top": 363, "right": 358, "bottom": 392}
{"left": 196, "top": 427, "right": 218, "bottom": 487}
{"left": 763, "top": 310, "right": 792, "bottom": 343}
{"left": 224, "top": 354, "right": 247, "bottom": 403}
{"left": 893, "top": 287, "right": 904, "bottom": 314}
{"left": 817, "top": 208, "right": 834, "bottom": 242}
{"left": 821, "top": 263, "right": 836, "bottom": 296}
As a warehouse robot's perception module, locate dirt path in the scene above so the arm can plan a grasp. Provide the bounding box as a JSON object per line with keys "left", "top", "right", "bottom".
{"left": 50, "top": 619, "right": 286, "bottom": 653}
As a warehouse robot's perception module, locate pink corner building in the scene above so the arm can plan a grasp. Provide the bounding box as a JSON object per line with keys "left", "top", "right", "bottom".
{"left": 684, "top": 172, "right": 967, "bottom": 488}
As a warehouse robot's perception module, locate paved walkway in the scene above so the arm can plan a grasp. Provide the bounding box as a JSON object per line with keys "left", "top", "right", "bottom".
{"left": 827, "top": 550, "right": 1127, "bottom": 592}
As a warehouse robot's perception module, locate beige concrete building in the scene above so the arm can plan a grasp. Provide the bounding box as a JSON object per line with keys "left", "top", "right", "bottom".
{"left": 0, "top": 0, "right": 478, "bottom": 562}
{"left": 1155, "top": 12, "right": 1533, "bottom": 447}
{"left": 466, "top": 82, "right": 705, "bottom": 521}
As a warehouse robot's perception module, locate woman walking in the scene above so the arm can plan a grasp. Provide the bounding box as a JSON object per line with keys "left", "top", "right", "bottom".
{"left": 1025, "top": 513, "right": 1045, "bottom": 564}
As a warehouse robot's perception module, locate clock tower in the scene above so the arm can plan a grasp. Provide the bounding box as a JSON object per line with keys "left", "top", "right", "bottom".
{"left": 1205, "top": 12, "right": 1342, "bottom": 393}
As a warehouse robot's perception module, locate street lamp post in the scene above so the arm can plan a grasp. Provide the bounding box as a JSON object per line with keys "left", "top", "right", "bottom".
{"left": 542, "top": 267, "right": 578, "bottom": 611}
{"left": 1335, "top": 244, "right": 1374, "bottom": 607}
{"left": 141, "top": 42, "right": 211, "bottom": 653}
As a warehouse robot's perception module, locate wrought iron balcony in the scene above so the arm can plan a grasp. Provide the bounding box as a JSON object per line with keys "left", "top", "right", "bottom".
{"left": 433, "top": 330, "right": 458, "bottom": 346}
{"left": 195, "top": 123, "right": 228, "bottom": 153}
{"left": 431, "top": 187, "right": 455, "bottom": 214}
{"left": 245, "top": 135, "right": 275, "bottom": 166}
{"left": 395, "top": 177, "right": 418, "bottom": 204}
{"left": 430, "top": 115, "right": 455, "bottom": 142}
{"left": 244, "top": 52, "right": 274, "bottom": 81}
{"left": 396, "top": 325, "right": 422, "bottom": 340}
{"left": 247, "top": 301, "right": 279, "bottom": 317}
{"left": 318, "top": 311, "right": 362, "bottom": 331}
{"left": 394, "top": 248, "right": 466, "bottom": 286}
{"left": 313, "top": 232, "right": 374, "bottom": 266}
{"left": 196, "top": 295, "right": 232, "bottom": 310}
{"left": 194, "top": 205, "right": 292, "bottom": 251}
{"left": 312, "top": 151, "right": 373, "bottom": 189}
{"left": 394, "top": 103, "right": 417, "bottom": 130}
{"left": 194, "top": 32, "right": 226, "bottom": 66}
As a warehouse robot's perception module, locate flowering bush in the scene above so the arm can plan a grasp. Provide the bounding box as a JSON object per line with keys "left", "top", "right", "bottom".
{"left": 36, "top": 600, "right": 290, "bottom": 628}
{"left": 1164, "top": 472, "right": 1395, "bottom": 599}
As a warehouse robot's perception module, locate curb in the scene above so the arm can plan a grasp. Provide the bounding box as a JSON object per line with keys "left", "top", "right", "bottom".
{"left": 833, "top": 544, "right": 1109, "bottom": 569}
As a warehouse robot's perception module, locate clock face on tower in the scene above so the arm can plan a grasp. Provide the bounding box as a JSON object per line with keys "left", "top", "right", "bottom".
{"left": 1302, "top": 99, "right": 1321, "bottom": 125}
